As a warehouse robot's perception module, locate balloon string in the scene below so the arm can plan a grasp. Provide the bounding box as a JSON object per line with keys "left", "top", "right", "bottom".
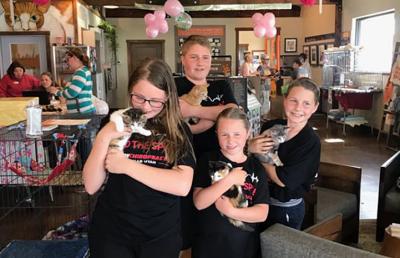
{"left": 319, "top": 0, "right": 322, "bottom": 14}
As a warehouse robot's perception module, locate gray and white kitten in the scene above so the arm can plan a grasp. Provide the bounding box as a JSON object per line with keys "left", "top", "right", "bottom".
{"left": 255, "top": 124, "right": 288, "bottom": 166}
{"left": 109, "top": 108, "right": 151, "bottom": 151}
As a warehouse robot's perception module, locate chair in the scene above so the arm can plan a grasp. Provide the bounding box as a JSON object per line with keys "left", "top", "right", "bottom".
{"left": 376, "top": 150, "right": 400, "bottom": 242}
{"left": 303, "top": 161, "right": 361, "bottom": 244}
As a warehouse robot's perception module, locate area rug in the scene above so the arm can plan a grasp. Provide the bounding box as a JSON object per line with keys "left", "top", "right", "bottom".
{"left": 354, "top": 219, "right": 382, "bottom": 254}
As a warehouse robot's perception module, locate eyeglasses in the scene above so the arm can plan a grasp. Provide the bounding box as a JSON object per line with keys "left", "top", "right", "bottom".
{"left": 63, "top": 55, "right": 72, "bottom": 63}
{"left": 130, "top": 93, "right": 165, "bottom": 108}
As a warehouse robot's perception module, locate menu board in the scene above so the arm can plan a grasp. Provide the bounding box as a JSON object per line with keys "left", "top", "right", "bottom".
{"left": 175, "top": 25, "right": 225, "bottom": 73}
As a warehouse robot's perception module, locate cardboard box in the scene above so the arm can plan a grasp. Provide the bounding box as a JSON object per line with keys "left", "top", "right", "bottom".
{"left": 0, "top": 97, "right": 39, "bottom": 127}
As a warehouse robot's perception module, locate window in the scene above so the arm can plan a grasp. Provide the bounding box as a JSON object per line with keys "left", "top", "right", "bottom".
{"left": 354, "top": 10, "right": 395, "bottom": 73}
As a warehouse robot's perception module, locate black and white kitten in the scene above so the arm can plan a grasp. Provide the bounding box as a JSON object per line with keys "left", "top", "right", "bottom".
{"left": 209, "top": 160, "right": 253, "bottom": 232}
{"left": 109, "top": 108, "right": 151, "bottom": 150}
{"left": 255, "top": 124, "right": 288, "bottom": 166}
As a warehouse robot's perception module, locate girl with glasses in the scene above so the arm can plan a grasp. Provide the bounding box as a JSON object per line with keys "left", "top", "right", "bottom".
{"left": 83, "top": 58, "right": 196, "bottom": 258}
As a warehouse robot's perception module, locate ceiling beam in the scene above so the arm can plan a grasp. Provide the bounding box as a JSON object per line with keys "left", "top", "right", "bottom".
{"left": 105, "top": 6, "right": 301, "bottom": 18}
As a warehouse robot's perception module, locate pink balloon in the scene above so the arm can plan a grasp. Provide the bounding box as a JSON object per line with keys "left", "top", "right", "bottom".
{"left": 154, "top": 10, "right": 166, "bottom": 20}
{"left": 144, "top": 13, "right": 156, "bottom": 26}
{"left": 263, "top": 12, "right": 276, "bottom": 27}
{"left": 159, "top": 20, "right": 169, "bottom": 34}
{"left": 265, "top": 26, "right": 277, "bottom": 38}
{"left": 164, "top": 0, "right": 184, "bottom": 17}
{"left": 146, "top": 26, "right": 159, "bottom": 38}
{"left": 253, "top": 25, "right": 266, "bottom": 38}
{"left": 251, "top": 13, "right": 263, "bottom": 26}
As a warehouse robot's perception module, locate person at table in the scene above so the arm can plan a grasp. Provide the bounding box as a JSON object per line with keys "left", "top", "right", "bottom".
{"left": 48, "top": 47, "right": 95, "bottom": 114}
{"left": 0, "top": 61, "right": 41, "bottom": 97}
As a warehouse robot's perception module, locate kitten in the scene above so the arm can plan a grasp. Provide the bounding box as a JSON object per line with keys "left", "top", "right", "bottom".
{"left": 209, "top": 161, "right": 254, "bottom": 232}
{"left": 109, "top": 108, "right": 151, "bottom": 151}
{"left": 180, "top": 84, "right": 208, "bottom": 124}
{"left": 255, "top": 124, "right": 288, "bottom": 166}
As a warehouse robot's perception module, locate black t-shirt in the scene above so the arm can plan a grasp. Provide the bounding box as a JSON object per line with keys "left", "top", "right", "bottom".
{"left": 90, "top": 123, "right": 196, "bottom": 244}
{"left": 261, "top": 119, "right": 321, "bottom": 202}
{"left": 175, "top": 77, "right": 237, "bottom": 158}
{"left": 192, "top": 150, "right": 269, "bottom": 258}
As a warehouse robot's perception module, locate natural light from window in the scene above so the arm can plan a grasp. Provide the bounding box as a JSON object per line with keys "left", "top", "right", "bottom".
{"left": 354, "top": 10, "right": 395, "bottom": 73}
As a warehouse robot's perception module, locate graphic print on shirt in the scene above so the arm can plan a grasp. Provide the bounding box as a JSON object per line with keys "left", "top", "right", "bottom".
{"left": 209, "top": 160, "right": 255, "bottom": 232}
{"left": 123, "top": 134, "right": 169, "bottom": 168}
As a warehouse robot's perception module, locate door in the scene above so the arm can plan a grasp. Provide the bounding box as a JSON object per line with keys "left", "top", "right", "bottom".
{"left": 127, "top": 40, "right": 164, "bottom": 77}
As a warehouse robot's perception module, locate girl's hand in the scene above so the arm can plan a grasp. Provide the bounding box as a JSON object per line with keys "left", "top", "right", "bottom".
{"left": 48, "top": 86, "right": 59, "bottom": 95}
{"left": 228, "top": 167, "right": 247, "bottom": 186}
{"left": 248, "top": 134, "right": 274, "bottom": 154}
{"left": 97, "top": 122, "right": 132, "bottom": 143}
{"left": 105, "top": 148, "right": 129, "bottom": 174}
{"left": 215, "top": 196, "right": 234, "bottom": 216}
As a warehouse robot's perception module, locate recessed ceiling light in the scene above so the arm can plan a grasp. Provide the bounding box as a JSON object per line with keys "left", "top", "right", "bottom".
{"left": 104, "top": 5, "right": 119, "bottom": 9}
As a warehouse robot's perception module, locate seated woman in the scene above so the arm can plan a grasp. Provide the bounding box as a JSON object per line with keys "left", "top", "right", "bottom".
{"left": 0, "top": 61, "right": 41, "bottom": 97}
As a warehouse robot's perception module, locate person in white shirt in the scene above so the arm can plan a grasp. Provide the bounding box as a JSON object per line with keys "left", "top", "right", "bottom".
{"left": 240, "top": 52, "right": 259, "bottom": 76}
{"left": 299, "top": 53, "right": 312, "bottom": 79}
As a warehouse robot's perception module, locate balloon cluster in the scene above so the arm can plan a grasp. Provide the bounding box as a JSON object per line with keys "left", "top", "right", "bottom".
{"left": 144, "top": 0, "right": 193, "bottom": 39}
{"left": 251, "top": 12, "right": 277, "bottom": 38}
{"left": 33, "top": 0, "right": 50, "bottom": 5}
{"left": 144, "top": 10, "right": 169, "bottom": 39}
{"left": 300, "top": 0, "right": 316, "bottom": 6}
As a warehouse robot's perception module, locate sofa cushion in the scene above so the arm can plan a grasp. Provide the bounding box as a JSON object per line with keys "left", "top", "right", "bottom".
{"left": 316, "top": 187, "right": 357, "bottom": 222}
{"left": 260, "top": 224, "right": 384, "bottom": 258}
{"left": 384, "top": 185, "right": 400, "bottom": 214}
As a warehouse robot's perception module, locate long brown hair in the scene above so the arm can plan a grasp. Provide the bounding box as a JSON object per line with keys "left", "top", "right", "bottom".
{"left": 128, "top": 58, "right": 194, "bottom": 164}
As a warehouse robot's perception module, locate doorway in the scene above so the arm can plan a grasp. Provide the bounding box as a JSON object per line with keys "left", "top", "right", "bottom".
{"left": 127, "top": 40, "right": 164, "bottom": 77}
{"left": 235, "top": 28, "right": 281, "bottom": 75}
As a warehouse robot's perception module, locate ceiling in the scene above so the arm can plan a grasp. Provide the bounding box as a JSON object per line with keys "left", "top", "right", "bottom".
{"left": 81, "top": 0, "right": 341, "bottom": 18}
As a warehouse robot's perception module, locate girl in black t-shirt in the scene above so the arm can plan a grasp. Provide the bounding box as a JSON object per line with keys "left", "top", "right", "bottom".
{"left": 83, "top": 59, "right": 196, "bottom": 258}
{"left": 248, "top": 78, "right": 321, "bottom": 230}
{"left": 192, "top": 107, "right": 269, "bottom": 258}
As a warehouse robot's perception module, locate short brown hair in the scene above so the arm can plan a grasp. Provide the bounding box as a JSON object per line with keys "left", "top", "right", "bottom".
{"left": 181, "top": 35, "right": 211, "bottom": 56}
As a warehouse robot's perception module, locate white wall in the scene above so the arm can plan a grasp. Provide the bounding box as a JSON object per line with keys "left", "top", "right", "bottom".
{"left": 342, "top": 0, "right": 399, "bottom": 129}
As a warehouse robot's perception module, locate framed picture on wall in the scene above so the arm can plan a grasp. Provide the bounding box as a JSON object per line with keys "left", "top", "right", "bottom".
{"left": 0, "top": 31, "right": 51, "bottom": 77}
{"left": 303, "top": 45, "right": 310, "bottom": 59}
{"left": 284, "top": 38, "right": 297, "bottom": 53}
{"left": 318, "top": 44, "right": 326, "bottom": 66}
{"left": 310, "top": 45, "right": 318, "bottom": 65}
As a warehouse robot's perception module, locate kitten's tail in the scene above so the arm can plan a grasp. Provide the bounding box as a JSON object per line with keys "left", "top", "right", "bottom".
{"left": 228, "top": 218, "right": 255, "bottom": 232}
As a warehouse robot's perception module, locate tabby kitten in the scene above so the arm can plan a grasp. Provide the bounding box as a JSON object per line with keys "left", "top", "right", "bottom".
{"left": 209, "top": 161, "right": 253, "bottom": 232}
{"left": 109, "top": 108, "right": 151, "bottom": 151}
{"left": 255, "top": 124, "right": 288, "bottom": 166}
{"left": 180, "top": 84, "right": 208, "bottom": 124}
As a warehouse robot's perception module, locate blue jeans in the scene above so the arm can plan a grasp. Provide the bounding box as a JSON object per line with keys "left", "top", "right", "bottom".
{"left": 264, "top": 199, "right": 305, "bottom": 230}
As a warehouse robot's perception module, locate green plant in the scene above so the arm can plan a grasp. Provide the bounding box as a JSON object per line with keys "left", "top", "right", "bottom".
{"left": 98, "top": 20, "right": 118, "bottom": 58}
